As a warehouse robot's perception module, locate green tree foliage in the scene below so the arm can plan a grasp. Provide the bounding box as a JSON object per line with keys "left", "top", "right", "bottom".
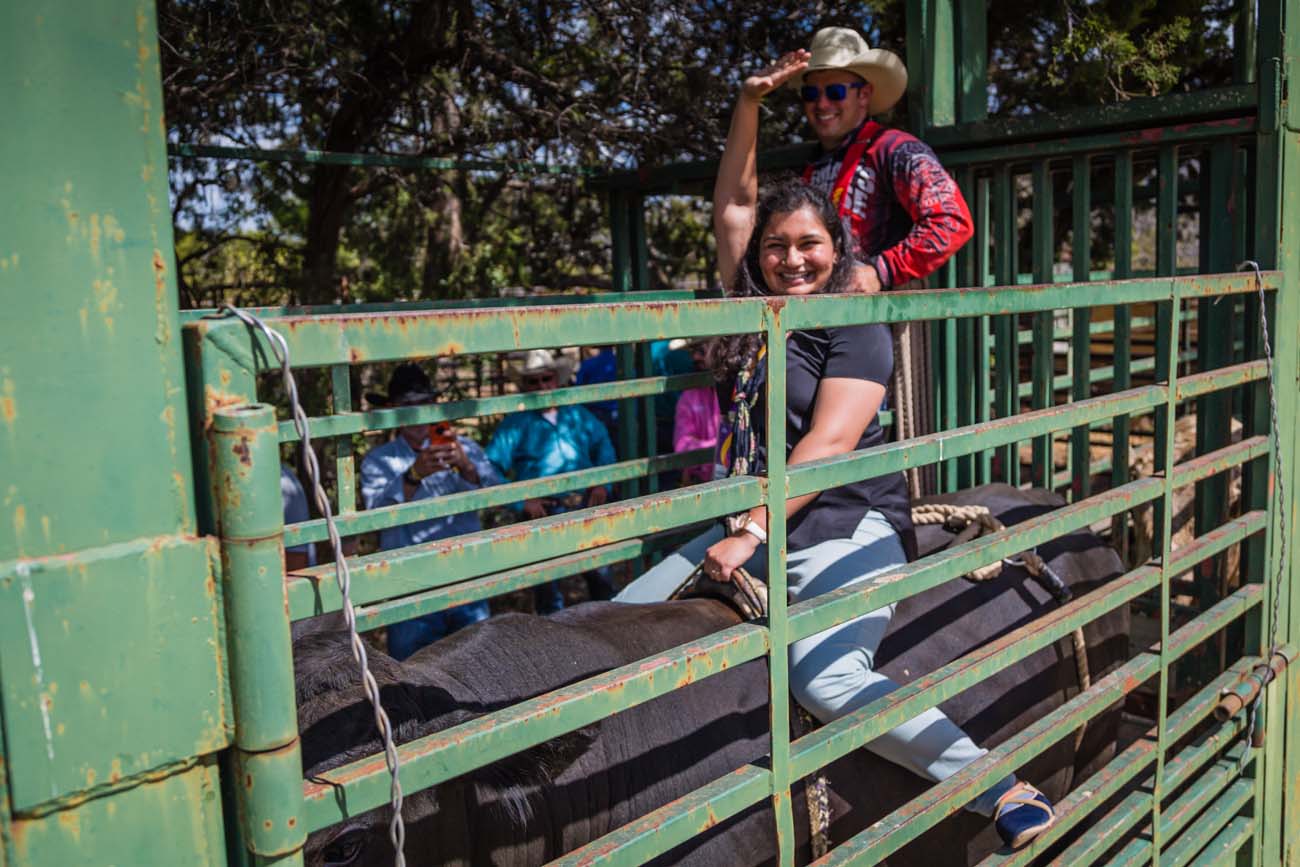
{"left": 160, "top": 0, "right": 1237, "bottom": 308}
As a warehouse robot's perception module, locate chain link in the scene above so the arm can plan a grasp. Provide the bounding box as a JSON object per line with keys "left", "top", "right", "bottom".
{"left": 1234, "top": 262, "right": 1287, "bottom": 771}
{"left": 219, "top": 305, "right": 407, "bottom": 866}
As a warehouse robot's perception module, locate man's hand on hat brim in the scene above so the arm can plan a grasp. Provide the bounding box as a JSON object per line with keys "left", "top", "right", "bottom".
{"left": 742, "top": 49, "right": 811, "bottom": 102}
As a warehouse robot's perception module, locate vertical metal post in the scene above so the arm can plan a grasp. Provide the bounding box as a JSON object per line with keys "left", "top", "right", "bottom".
{"left": 1234, "top": 0, "right": 1258, "bottom": 85}
{"left": 629, "top": 194, "right": 659, "bottom": 492}
{"left": 992, "top": 165, "right": 1019, "bottom": 485}
{"left": 609, "top": 189, "right": 641, "bottom": 497}
{"left": 331, "top": 364, "right": 356, "bottom": 515}
{"left": 763, "top": 307, "right": 795, "bottom": 867}
{"left": 975, "top": 175, "right": 993, "bottom": 483}
{"left": 1112, "top": 151, "right": 1134, "bottom": 563}
{"left": 955, "top": 167, "right": 976, "bottom": 489}
{"left": 212, "top": 404, "right": 306, "bottom": 865}
{"left": 1253, "top": 2, "right": 1300, "bottom": 862}
{"left": 1031, "top": 160, "right": 1055, "bottom": 488}
{"left": 1071, "top": 154, "right": 1093, "bottom": 502}
{"left": 1150, "top": 143, "right": 1180, "bottom": 867}
{"left": 955, "top": 0, "right": 988, "bottom": 124}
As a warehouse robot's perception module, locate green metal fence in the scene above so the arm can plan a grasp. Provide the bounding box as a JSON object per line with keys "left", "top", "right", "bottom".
{"left": 189, "top": 260, "right": 1283, "bottom": 865}
{"left": 6, "top": 0, "right": 1300, "bottom": 865}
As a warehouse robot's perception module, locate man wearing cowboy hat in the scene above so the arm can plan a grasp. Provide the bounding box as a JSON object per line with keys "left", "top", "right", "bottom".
{"left": 487, "top": 348, "right": 618, "bottom": 613}
{"left": 359, "top": 362, "right": 504, "bottom": 658}
{"left": 714, "top": 27, "right": 972, "bottom": 294}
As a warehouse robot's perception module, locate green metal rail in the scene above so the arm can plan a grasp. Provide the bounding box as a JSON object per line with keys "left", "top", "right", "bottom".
{"left": 192, "top": 267, "right": 1283, "bottom": 865}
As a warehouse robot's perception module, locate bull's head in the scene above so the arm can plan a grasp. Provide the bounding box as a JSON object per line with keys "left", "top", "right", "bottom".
{"left": 292, "top": 618, "right": 596, "bottom": 867}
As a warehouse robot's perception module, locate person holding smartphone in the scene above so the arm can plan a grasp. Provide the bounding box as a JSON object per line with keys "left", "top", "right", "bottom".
{"left": 359, "top": 363, "right": 504, "bottom": 659}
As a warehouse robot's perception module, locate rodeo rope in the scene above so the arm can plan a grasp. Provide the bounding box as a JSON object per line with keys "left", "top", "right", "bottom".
{"left": 1235, "top": 261, "right": 1288, "bottom": 771}
{"left": 219, "top": 306, "right": 407, "bottom": 867}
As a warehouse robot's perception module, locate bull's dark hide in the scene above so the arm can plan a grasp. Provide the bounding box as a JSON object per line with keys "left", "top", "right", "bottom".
{"left": 296, "top": 484, "right": 1128, "bottom": 867}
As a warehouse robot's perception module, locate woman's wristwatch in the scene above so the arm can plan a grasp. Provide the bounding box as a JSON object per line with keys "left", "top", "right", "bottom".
{"left": 405, "top": 466, "right": 426, "bottom": 486}
{"left": 734, "top": 517, "right": 768, "bottom": 544}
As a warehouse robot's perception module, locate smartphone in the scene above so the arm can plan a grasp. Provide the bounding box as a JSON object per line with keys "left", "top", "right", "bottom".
{"left": 427, "top": 423, "right": 455, "bottom": 447}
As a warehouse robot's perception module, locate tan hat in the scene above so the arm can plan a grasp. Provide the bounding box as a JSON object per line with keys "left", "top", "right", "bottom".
{"left": 507, "top": 349, "right": 575, "bottom": 385}
{"left": 791, "top": 27, "right": 908, "bottom": 116}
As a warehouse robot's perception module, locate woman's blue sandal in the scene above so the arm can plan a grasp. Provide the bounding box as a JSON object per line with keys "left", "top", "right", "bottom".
{"left": 994, "top": 782, "right": 1055, "bottom": 849}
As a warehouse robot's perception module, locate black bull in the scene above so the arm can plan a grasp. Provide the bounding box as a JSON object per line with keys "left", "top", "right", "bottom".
{"left": 295, "top": 485, "right": 1129, "bottom": 866}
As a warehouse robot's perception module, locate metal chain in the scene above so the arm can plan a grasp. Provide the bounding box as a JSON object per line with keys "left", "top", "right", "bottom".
{"left": 219, "top": 305, "right": 407, "bottom": 866}
{"left": 1234, "top": 262, "right": 1287, "bottom": 771}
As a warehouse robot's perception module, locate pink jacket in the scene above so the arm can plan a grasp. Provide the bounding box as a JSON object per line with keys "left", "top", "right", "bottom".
{"left": 674, "top": 386, "right": 721, "bottom": 483}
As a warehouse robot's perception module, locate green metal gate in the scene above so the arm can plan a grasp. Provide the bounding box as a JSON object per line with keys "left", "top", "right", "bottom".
{"left": 4, "top": 1, "right": 1300, "bottom": 866}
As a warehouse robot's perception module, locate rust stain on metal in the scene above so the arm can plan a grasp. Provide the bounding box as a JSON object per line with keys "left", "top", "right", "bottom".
{"left": 232, "top": 437, "right": 252, "bottom": 467}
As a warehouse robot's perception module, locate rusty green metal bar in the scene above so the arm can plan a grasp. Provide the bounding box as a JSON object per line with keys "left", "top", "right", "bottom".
{"left": 924, "top": 85, "right": 1255, "bottom": 151}
{"left": 330, "top": 364, "right": 355, "bottom": 515}
{"left": 1015, "top": 347, "right": 1196, "bottom": 399}
{"left": 1186, "top": 815, "right": 1254, "bottom": 867}
{"left": 1173, "top": 440, "right": 1272, "bottom": 493}
{"left": 283, "top": 447, "right": 712, "bottom": 548}
{"left": 352, "top": 534, "right": 691, "bottom": 632}
{"left": 286, "top": 475, "right": 762, "bottom": 619}
{"left": 939, "top": 116, "right": 1255, "bottom": 168}
{"left": 546, "top": 764, "right": 772, "bottom": 867}
{"left": 782, "top": 274, "right": 1273, "bottom": 331}
{"left": 300, "top": 621, "right": 770, "bottom": 831}
{"left": 788, "top": 477, "right": 1163, "bottom": 644}
{"left": 1150, "top": 143, "right": 1180, "bottom": 866}
{"left": 980, "top": 661, "right": 1255, "bottom": 867}
{"left": 1175, "top": 359, "right": 1268, "bottom": 402}
{"left": 1193, "top": 140, "right": 1239, "bottom": 621}
{"left": 1071, "top": 155, "right": 1093, "bottom": 501}
{"left": 1112, "top": 145, "right": 1134, "bottom": 563}
{"left": 190, "top": 275, "right": 1276, "bottom": 371}
{"left": 786, "top": 384, "right": 1166, "bottom": 500}
{"left": 763, "top": 308, "right": 796, "bottom": 867}
{"left": 991, "top": 164, "right": 1018, "bottom": 484}
{"left": 1030, "top": 160, "right": 1055, "bottom": 488}
{"left": 278, "top": 372, "right": 712, "bottom": 442}
{"left": 211, "top": 404, "right": 304, "bottom": 861}
{"left": 178, "top": 290, "right": 697, "bottom": 324}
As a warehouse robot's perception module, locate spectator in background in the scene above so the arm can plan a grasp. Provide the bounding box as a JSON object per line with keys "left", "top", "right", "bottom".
{"left": 487, "top": 349, "right": 618, "bottom": 612}
{"left": 672, "top": 339, "right": 721, "bottom": 484}
{"left": 574, "top": 345, "right": 620, "bottom": 446}
{"left": 280, "top": 463, "right": 317, "bottom": 571}
{"left": 360, "top": 363, "right": 503, "bottom": 659}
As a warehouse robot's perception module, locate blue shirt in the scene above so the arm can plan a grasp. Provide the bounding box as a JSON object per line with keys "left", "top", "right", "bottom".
{"left": 576, "top": 349, "right": 619, "bottom": 421}
{"left": 359, "top": 435, "right": 503, "bottom": 551}
{"left": 486, "top": 406, "right": 616, "bottom": 488}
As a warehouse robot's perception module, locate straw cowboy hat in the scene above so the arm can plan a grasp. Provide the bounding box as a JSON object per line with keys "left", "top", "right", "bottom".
{"left": 790, "top": 27, "right": 908, "bottom": 116}
{"left": 508, "top": 349, "right": 576, "bottom": 385}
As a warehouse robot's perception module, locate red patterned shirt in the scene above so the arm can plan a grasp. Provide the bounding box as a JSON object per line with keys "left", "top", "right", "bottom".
{"left": 804, "top": 121, "right": 973, "bottom": 288}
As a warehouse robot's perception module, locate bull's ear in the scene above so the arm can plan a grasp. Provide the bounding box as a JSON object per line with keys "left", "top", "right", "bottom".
{"left": 469, "top": 724, "right": 600, "bottom": 824}
{"left": 492, "top": 724, "right": 599, "bottom": 785}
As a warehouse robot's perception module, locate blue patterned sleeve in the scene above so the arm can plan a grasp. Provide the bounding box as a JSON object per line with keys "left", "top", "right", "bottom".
{"left": 484, "top": 416, "right": 521, "bottom": 480}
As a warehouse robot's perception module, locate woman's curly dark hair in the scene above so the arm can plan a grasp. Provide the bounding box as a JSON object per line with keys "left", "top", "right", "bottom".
{"left": 708, "top": 179, "right": 857, "bottom": 381}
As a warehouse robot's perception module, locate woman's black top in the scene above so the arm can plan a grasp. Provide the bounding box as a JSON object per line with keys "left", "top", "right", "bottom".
{"left": 743, "top": 323, "right": 916, "bottom": 559}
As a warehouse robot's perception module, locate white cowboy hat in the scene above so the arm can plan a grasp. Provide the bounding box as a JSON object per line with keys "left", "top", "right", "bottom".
{"left": 508, "top": 349, "right": 575, "bottom": 385}
{"left": 790, "top": 27, "right": 908, "bottom": 116}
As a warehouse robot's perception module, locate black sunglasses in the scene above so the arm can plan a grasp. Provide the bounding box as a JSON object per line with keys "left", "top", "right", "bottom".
{"left": 800, "top": 82, "right": 865, "bottom": 103}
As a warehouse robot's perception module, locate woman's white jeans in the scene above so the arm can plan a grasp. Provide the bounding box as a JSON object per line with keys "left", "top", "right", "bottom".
{"left": 616, "top": 510, "right": 1012, "bottom": 817}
